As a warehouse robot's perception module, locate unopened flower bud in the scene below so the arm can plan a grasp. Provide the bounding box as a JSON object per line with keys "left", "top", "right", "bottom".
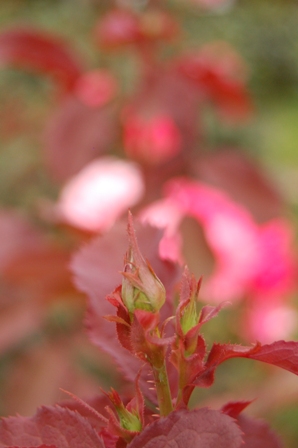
{"left": 121, "top": 213, "right": 166, "bottom": 313}
{"left": 180, "top": 269, "right": 202, "bottom": 335}
{"left": 108, "top": 389, "right": 142, "bottom": 432}
{"left": 181, "top": 294, "right": 197, "bottom": 335}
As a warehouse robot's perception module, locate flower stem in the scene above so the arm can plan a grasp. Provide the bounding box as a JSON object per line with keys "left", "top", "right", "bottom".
{"left": 151, "top": 362, "right": 173, "bottom": 417}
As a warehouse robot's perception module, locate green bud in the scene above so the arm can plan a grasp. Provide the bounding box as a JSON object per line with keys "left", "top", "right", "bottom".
{"left": 179, "top": 270, "right": 202, "bottom": 334}
{"left": 180, "top": 295, "right": 197, "bottom": 334}
{"left": 108, "top": 389, "right": 142, "bottom": 432}
{"left": 121, "top": 213, "right": 166, "bottom": 313}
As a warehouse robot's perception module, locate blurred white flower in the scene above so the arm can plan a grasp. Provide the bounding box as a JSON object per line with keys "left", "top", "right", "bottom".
{"left": 56, "top": 157, "right": 144, "bottom": 232}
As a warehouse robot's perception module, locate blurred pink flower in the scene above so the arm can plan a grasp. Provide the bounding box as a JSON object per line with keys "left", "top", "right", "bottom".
{"left": 138, "top": 199, "right": 183, "bottom": 262}
{"left": 140, "top": 178, "right": 297, "bottom": 341}
{"left": 56, "top": 157, "right": 144, "bottom": 232}
{"left": 250, "top": 220, "right": 296, "bottom": 298}
{"left": 163, "top": 178, "right": 261, "bottom": 302}
{"left": 246, "top": 304, "right": 297, "bottom": 343}
{"left": 74, "top": 69, "right": 117, "bottom": 108}
{"left": 123, "top": 113, "right": 182, "bottom": 165}
{"left": 167, "top": 178, "right": 296, "bottom": 297}
{"left": 94, "top": 8, "right": 179, "bottom": 50}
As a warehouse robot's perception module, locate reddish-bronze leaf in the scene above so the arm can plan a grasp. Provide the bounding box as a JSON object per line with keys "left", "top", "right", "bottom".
{"left": 222, "top": 400, "right": 283, "bottom": 446}
{"left": 7, "top": 446, "right": 56, "bottom": 448}
{"left": 4, "top": 245, "right": 75, "bottom": 304}
{"left": 176, "top": 43, "right": 253, "bottom": 122}
{"left": 0, "top": 209, "right": 43, "bottom": 272}
{"left": 221, "top": 400, "right": 253, "bottom": 419}
{"left": 196, "top": 149, "right": 284, "bottom": 222}
{"left": 195, "top": 341, "right": 298, "bottom": 387}
{"left": 127, "top": 408, "right": 243, "bottom": 448}
{"left": 0, "top": 406, "right": 104, "bottom": 448}
{"left": 198, "top": 303, "right": 228, "bottom": 326}
{"left": 237, "top": 415, "right": 283, "bottom": 448}
{"left": 0, "top": 28, "right": 83, "bottom": 92}
{"left": 44, "top": 97, "right": 118, "bottom": 181}
{"left": 59, "top": 394, "right": 111, "bottom": 432}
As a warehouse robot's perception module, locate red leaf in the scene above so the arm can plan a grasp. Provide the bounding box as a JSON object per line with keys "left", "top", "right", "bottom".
{"left": 0, "top": 210, "right": 46, "bottom": 353}
{"left": 221, "top": 400, "right": 253, "bottom": 419}
{"left": 221, "top": 400, "right": 283, "bottom": 446}
{"left": 7, "top": 446, "right": 56, "bottom": 448}
{"left": 196, "top": 149, "right": 284, "bottom": 222}
{"left": 198, "top": 303, "right": 228, "bottom": 326}
{"left": 176, "top": 43, "right": 253, "bottom": 122}
{"left": 4, "top": 245, "right": 75, "bottom": 303}
{"left": 0, "top": 406, "right": 104, "bottom": 447}
{"left": 245, "top": 341, "right": 298, "bottom": 372}
{"left": 44, "top": 97, "right": 118, "bottom": 181}
{"left": 195, "top": 341, "right": 298, "bottom": 387}
{"left": 210, "top": 77, "right": 253, "bottom": 123}
{"left": 0, "top": 28, "right": 83, "bottom": 92}
{"left": 0, "top": 209, "right": 43, "bottom": 272}
{"left": 237, "top": 415, "right": 283, "bottom": 448}
{"left": 127, "top": 408, "right": 243, "bottom": 448}
{"left": 59, "top": 394, "right": 111, "bottom": 431}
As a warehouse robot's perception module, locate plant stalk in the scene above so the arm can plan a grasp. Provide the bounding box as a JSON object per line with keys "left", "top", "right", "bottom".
{"left": 151, "top": 362, "right": 173, "bottom": 417}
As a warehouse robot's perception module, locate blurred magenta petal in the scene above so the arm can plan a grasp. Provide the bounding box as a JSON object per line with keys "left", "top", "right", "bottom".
{"left": 123, "top": 113, "right": 182, "bottom": 165}
{"left": 165, "top": 178, "right": 259, "bottom": 301}
{"left": 139, "top": 199, "right": 184, "bottom": 262}
{"left": 164, "top": 178, "right": 297, "bottom": 312}
{"left": 56, "top": 157, "right": 144, "bottom": 232}
{"left": 123, "top": 68, "right": 199, "bottom": 165}
{"left": 246, "top": 304, "right": 297, "bottom": 343}
{"left": 251, "top": 219, "right": 296, "bottom": 298}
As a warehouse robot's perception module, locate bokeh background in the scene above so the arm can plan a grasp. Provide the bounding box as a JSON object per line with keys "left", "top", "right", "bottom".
{"left": 0, "top": 0, "right": 298, "bottom": 446}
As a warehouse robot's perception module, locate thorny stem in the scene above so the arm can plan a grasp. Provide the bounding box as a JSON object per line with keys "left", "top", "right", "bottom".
{"left": 151, "top": 361, "right": 173, "bottom": 417}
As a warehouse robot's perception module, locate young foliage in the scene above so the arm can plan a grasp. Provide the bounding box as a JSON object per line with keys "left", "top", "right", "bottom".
{"left": 70, "top": 215, "right": 298, "bottom": 446}
{"left": 1, "top": 214, "right": 295, "bottom": 447}
{"left": 127, "top": 408, "right": 243, "bottom": 448}
{"left": 0, "top": 406, "right": 105, "bottom": 448}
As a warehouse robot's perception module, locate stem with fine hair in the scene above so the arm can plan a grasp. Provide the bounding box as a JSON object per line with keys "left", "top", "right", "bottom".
{"left": 151, "top": 361, "right": 173, "bottom": 417}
